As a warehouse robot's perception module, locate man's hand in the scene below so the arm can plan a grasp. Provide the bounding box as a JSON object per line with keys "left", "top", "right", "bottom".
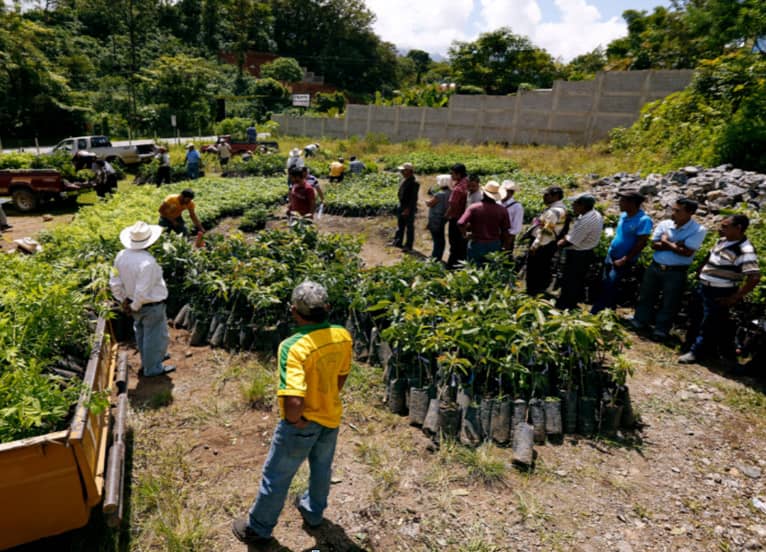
{"left": 121, "top": 298, "right": 132, "bottom": 315}
{"left": 402, "top": 208, "right": 410, "bottom": 217}
{"left": 716, "top": 294, "right": 739, "bottom": 307}
{"left": 291, "top": 417, "right": 310, "bottom": 429}
{"left": 614, "top": 256, "right": 628, "bottom": 268}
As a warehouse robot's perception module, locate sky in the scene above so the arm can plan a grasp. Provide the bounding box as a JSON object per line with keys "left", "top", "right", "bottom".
{"left": 364, "top": 0, "right": 671, "bottom": 62}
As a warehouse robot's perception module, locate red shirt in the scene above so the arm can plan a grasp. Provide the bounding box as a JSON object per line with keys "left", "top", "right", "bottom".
{"left": 458, "top": 198, "right": 510, "bottom": 242}
{"left": 289, "top": 182, "right": 316, "bottom": 216}
{"left": 447, "top": 177, "right": 469, "bottom": 219}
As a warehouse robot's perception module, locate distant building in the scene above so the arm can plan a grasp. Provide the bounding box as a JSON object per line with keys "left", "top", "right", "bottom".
{"left": 218, "top": 51, "right": 338, "bottom": 96}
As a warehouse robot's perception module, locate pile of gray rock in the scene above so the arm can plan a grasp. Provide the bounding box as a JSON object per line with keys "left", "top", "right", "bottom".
{"left": 590, "top": 165, "right": 766, "bottom": 223}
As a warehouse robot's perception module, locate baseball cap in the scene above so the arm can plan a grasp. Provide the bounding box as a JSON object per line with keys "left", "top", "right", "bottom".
{"left": 544, "top": 186, "right": 564, "bottom": 197}
{"left": 397, "top": 162, "right": 414, "bottom": 171}
{"left": 291, "top": 281, "right": 329, "bottom": 317}
{"left": 617, "top": 189, "right": 646, "bottom": 203}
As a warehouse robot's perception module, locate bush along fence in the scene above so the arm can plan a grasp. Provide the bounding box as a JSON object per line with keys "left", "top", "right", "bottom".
{"left": 346, "top": 256, "right": 635, "bottom": 468}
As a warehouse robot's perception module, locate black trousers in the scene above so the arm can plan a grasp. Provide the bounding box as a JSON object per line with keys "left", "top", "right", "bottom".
{"left": 526, "top": 242, "right": 557, "bottom": 296}
{"left": 446, "top": 219, "right": 467, "bottom": 269}
{"left": 393, "top": 208, "right": 415, "bottom": 249}
{"left": 556, "top": 249, "right": 594, "bottom": 309}
{"left": 156, "top": 166, "right": 171, "bottom": 186}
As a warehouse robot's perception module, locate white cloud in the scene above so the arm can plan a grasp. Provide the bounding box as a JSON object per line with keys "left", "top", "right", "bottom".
{"left": 366, "top": 0, "right": 629, "bottom": 62}
{"left": 366, "top": 0, "right": 475, "bottom": 54}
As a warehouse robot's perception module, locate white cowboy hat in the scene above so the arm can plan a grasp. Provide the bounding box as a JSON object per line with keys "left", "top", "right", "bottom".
{"left": 436, "top": 174, "right": 452, "bottom": 188}
{"left": 501, "top": 179, "right": 518, "bottom": 192}
{"left": 289, "top": 148, "right": 301, "bottom": 157}
{"left": 120, "top": 221, "right": 163, "bottom": 250}
{"left": 482, "top": 180, "right": 505, "bottom": 202}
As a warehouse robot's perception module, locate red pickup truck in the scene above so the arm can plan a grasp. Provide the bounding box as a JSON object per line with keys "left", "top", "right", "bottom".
{"left": 0, "top": 169, "right": 95, "bottom": 212}
{"left": 202, "top": 135, "right": 279, "bottom": 155}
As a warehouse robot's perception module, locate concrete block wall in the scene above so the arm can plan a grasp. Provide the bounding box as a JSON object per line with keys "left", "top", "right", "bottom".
{"left": 272, "top": 69, "right": 693, "bottom": 146}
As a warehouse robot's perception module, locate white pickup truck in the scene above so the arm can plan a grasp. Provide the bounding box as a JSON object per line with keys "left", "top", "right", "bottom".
{"left": 51, "top": 135, "right": 156, "bottom": 166}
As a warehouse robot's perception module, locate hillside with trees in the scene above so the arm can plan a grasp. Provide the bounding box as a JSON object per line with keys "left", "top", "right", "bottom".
{"left": 0, "top": 0, "right": 763, "bottom": 143}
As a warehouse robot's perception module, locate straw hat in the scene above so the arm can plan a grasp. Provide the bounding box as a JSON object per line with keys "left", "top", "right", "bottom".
{"left": 397, "top": 162, "right": 414, "bottom": 171}
{"left": 119, "top": 221, "right": 163, "bottom": 250}
{"left": 482, "top": 180, "right": 505, "bottom": 202}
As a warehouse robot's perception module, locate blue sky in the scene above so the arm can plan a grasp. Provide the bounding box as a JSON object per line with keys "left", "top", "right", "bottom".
{"left": 366, "top": 0, "right": 672, "bottom": 61}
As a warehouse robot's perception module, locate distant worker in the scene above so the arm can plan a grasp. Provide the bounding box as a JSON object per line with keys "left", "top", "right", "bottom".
{"left": 217, "top": 139, "right": 232, "bottom": 171}
{"left": 302, "top": 167, "right": 324, "bottom": 203}
{"left": 185, "top": 144, "right": 201, "bottom": 180}
{"left": 0, "top": 203, "right": 12, "bottom": 231}
{"left": 391, "top": 162, "right": 419, "bottom": 251}
{"left": 526, "top": 186, "right": 568, "bottom": 296}
{"left": 591, "top": 190, "right": 653, "bottom": 314}
{"left": 425, "top": 175, "right": 452, "bottom": 262}
{"left": 555, "top": 193, "right": 604, "bottom": 310}
{"left": 680, "top": 215, "right": 760, "bottom": 366}
{"left": 328, "top": 157, "right": 346, "bottom": 183}
{"left": 158, "top": 188, "right": 204, "bottom": 236}
{"left": 286, "top": 148, "right": 305, "bottom": 188}
{"left": 93, "top": 159, "right": 118, "bottom": 197}
{"left": 349, "top": 156, "right": 365, "bottom": 175}
{"left": 246, "top": 123, "right": 257, "bottom": 144}
{"left": 458, "top": 181, "right": 511, "bottom": 265}
{"left": 288, "top": 167, "right": 316, "bottom": 220}
{"left": 110, "top": 221, "right": 175, "bottom": 377}
{"left": 500, "top": 180, "right": 524, "bottom": 253}
{"left": 155, "top": 146, "right": 171, "bottom": 187}
{"left": 445, "top": 163, "right": 470, "bottom": 269}
{"left": 467, "top": 175, "right": 483, "bottom": 206}
{"left": 304, "top": 143, "right": 320, "bottom": 157}
{"left": 631, "top": 198, "right": 707, "bottom": 341}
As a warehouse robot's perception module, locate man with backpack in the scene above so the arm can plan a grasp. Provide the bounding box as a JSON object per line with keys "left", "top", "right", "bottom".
{"left": 526, "top": 186, "right": 568, "bottom": 296}
{"left": 680, "top": 215, "right": 760, "bottom": 367}
{"left": 500, "top": 180, "right": 524, "bottom": 253}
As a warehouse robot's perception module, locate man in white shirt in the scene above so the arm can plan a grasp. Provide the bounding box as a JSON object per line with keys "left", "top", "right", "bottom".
{"left": 500, "top": 180, "right": 524, "bottom": 252}
{"left": 110, "top": 221, "right": 175, "bottom": 377}
{"left": 556, "top": 194, "right": 604, "bottom": 309}
{"left": 527, "top": 186, "right": 568, "bottom": 296}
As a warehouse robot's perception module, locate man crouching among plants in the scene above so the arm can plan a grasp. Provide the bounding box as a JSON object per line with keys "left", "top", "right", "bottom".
{"left": 232, "top": 281, "right": 353, "bottom": 547}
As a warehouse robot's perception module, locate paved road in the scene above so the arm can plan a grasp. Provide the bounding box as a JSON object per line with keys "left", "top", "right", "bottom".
{"left": 1, "top": 136, "right": 218, "bottom": 155}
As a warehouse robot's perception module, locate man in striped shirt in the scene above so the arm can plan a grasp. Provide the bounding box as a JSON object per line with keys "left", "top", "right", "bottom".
{"left": 556, "top": 193, "right": 603, "bottom": 309}
{"left": 679, "top": 215, "right": 761, "bottom": 365}
{"left": 233, "top": 281, "right": 352, "bottom": 546}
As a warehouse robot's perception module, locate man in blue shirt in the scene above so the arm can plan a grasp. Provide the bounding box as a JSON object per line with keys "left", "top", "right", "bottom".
{"left": 185, "top": 144, "right": 201, "bottom": 179}
{"left": 246, "top": 123, "right": 257, "bottom": 144}
{"left": 631, "top": 198, "right": 707, "bottom": 340}
{"left": 591, "top": 190, "right": 653, "bottom": 313}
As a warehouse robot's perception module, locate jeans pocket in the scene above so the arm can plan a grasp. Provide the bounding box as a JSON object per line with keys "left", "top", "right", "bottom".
{"left": 284, "top": 424, "right": 320, "bottom": 458}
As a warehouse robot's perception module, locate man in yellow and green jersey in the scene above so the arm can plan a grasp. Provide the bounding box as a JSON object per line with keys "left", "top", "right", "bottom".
{"left": 232, "top": 281, "right": 352, "bottom": 547}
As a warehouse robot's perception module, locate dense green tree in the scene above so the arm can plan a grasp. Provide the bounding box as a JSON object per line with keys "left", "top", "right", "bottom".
{"left": 265, "top": 0, "right": 398, "bottom": 94}
{"left": 260, "top": 57, "right": 303, "bottom": 82}
{"left": 449, "top": 28, "right": 560, "bottom": 94}
{"left": 406, "top": 49, "right": 432, "bottom": 84}
{"left": 564, "top": 47, "right": 607, "bottom": 80}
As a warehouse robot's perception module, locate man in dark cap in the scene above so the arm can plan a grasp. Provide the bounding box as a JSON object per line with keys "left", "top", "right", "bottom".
{"left": 232, "top": 281, "right": 352, "bottom": 547}
{"left": 591, "top": 190, "right": 653, "bottom": 313}
{"left": 556, "top": 194, "right": 603, "bottom": 309}
{"left": 526, "top": 186, "right": 567, "bottom": 296}
{"left": 631, "top": 198, "right": 707, "bottom": 341}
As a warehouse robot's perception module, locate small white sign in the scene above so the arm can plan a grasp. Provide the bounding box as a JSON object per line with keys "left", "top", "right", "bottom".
{"left": 292, "top": 94, "right": 310, "bottom": 107}
{"left": 171, "top": 115, "right": 177, "bottom": 127}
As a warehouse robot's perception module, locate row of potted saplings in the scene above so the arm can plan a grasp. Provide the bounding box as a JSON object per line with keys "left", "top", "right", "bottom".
{"left": 384, "top": 356, "right": 635, "bottom": 468}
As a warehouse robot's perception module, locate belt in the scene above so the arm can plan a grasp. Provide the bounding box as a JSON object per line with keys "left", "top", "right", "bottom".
{"left": 700, "top": 280, "right": 737, "bottom": 290}
{"left": 652, "top": 261, "right": 688, "bottom": 272}
{"left": 141, "top": 300, "right": 165, "bottom": 308}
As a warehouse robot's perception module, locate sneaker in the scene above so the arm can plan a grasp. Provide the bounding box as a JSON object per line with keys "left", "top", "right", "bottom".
{"left": 0, "top": 224, "right": 12, "bottom": 231}
{"left": 231, "top": 518, "right": 273, "bottom": 546}
{"left": 678, "top": 351, "right": 697, "bottom": 364}
{"left": 294, "top": 497, "right": 323, "bottom": 529}
{"left": 650, "top": 331, "right": 668, "bottom": 343}
{"left": 140, "top": 365, "right": 176, "bottom": 377}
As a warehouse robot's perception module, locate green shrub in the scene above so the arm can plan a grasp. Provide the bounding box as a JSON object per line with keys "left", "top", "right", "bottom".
{"left": 214, "top": 117, "right": 252, "bottom": 140}
{"left": 380, "top": 152, "right": 518, "bottom": 175}
{"left": 610, "top": 52, "right": 766, "bottom": 172}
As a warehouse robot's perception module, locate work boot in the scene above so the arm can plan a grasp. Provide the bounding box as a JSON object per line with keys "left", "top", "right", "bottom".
{"left": 231, "top": 518, "right": 273, "bottom": 546}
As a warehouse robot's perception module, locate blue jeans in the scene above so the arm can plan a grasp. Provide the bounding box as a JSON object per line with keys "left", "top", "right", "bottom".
{"left": 634, "top": 262, "right": 688, "bottom": 336}
{"left": 687, "top": 284, "right": 737, "bottom": 359}
{"left": 132, "top": 303, "right": 169, "bottom": 376}
{"left": 428, "top": 221, "right": 446, "bottom": 261}
{"left": 467, "top": 240, "right": 501, "bottom": 266}
{"left": 591, "top": 261, "right": 632, "bottom": 314}
{"left": 248, "top": 420, "right": 339, "bottom": 537}
{"left": 158, "top": 216, "right": 189, "bottom": 236}
{"left": 187, "top": 163, "right": 199, "bottom": 179}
